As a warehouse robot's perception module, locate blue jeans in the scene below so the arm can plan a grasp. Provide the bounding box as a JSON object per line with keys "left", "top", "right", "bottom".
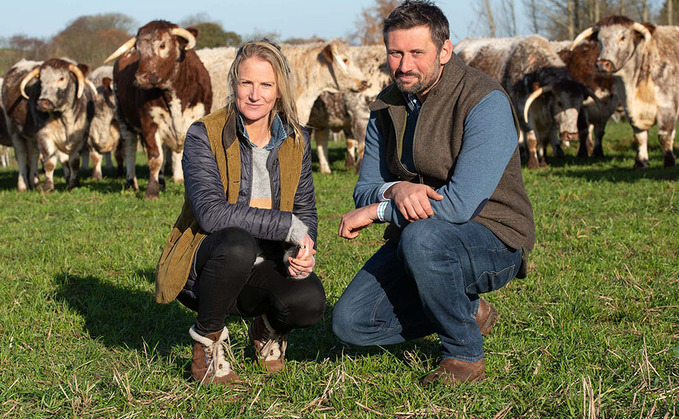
{"left": 332, "top": 219, "right": 522, "bottom": 362}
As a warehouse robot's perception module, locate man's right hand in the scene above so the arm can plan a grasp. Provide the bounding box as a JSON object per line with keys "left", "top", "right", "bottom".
{"left": 384, "top": 182, "right": 443, "bottom": 222}
{"left": 338, "top": 203, "right": 379, "bottom": 239}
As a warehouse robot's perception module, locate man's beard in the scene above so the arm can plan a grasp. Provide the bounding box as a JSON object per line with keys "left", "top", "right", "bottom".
{"left": 393, "top": 58, "right": 440, "bottom": 94}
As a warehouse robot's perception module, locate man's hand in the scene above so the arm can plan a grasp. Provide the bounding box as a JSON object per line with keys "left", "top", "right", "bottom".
{"left": 288, "top": 234, "right": 316, "bottom": 278}
{"left": 384, "top": 182, "right": 443, "bottom": 222}
{"left": 338, "top": 203, "right": 379, "bottom": 239}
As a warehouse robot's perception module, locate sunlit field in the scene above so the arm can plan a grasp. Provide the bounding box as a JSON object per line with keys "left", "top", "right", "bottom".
{"left": 0, "top": 121, "right": 677, "bottom": 417}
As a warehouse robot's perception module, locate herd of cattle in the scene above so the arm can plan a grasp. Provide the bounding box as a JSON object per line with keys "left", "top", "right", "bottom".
{"left": 0, "top": 15, "right": 676, "bottom": 198}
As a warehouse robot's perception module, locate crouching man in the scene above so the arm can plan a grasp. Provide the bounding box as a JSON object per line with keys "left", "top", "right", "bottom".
{"left": 334, "top": 0, "right": 535, "bottom": 386}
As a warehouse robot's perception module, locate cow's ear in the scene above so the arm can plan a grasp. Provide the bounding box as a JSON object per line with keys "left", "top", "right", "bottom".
{"left": 186, "top": 27, "right": 199, "bottom": 39}
{"left": 532, "top": 82, "right": 541, "bottom": 92}
{"left": 322, "top": 43, "right": 335, "bottom": 63}
{"left": 77, "top": 64, "right": 90, "bottom": 78}
{"left": 102, "top": 77, "right": 113, "bottom": 92}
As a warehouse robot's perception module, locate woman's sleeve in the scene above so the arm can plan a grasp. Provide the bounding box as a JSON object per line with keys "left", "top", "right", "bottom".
{"left": 182, "top": 122, "right": 293, "bottom": 241}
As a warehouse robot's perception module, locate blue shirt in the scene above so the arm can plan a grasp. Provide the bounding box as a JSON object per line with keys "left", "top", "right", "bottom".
{"left": 354, "top": 89, "right": 517, "bottom": 227}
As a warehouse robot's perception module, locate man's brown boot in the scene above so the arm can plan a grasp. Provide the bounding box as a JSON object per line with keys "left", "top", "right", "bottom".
{"left": 423, "top": 358, "right": 486, "bottom": 386}
{"left": 477, "top": 298, "right": 498, "bottom": 336}
{"left": 189, "top": 326, "right": 240, "bottom": 386}
{"left": 248, "top": 314, "right": 287, "bottom": 373}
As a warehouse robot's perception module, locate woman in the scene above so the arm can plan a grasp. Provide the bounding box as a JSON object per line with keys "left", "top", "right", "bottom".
{"left": 155, "top": 40, "right": 325, "bottom": 386}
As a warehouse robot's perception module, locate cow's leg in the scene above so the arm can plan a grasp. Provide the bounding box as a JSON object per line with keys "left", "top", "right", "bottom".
{"left": 80, "top": 146, "right": 90, "bottom": 172}
{"left": 57, "top": 151, "right": 70, "bottom": 184}
{"left": 144, "top": 132, "right": 163, "bottom": 199}
{"left": 346, "top": 136, "right": 358, "bottom": 168}
{"left": 657, "top": 118, "right": 677, "bottom": 168}
{"left": 576, "top": 112, "right": 591, "bottom": 158}
{"left": 161, "top": 143, "right": 171, "bottom": 187}
{"left": 27, "top": 140, "right": 40, "bottom": 189}
{"left": 114, "top": 137, "right": 124, "bottom": 178}
{"left": 10, "top": 134, "right": 30, "bottom": 191}
{"left": 592, "top": 122, "right": 605, "bottom": 158}
{"left": 632, "top": 129, "right": 649, "bottom": 169}
{"left": 66, "top": 151, "right": 81, "bottom": 190}
{"left": 315, "top": 128, "right": 332, "bottom": 174}
{"left": 171, "top": 148, "right": 184, "bottom": 183}
{"left": 355, "top": 139, "right": 365, "bottom": 174}
{"left": 525, "top": 130, "right": 540, "bottom": 169}
{"left": 122, "top": 132, "right": 139, "bottom": 191}
{"left": 90, "top": 148, "right": 103, "bottom": 181}
{"left": 104, "top": 152, "right": 114, "bottom": 169}
{"left": 42, "top": 153, "right": 58, "bottom": 192}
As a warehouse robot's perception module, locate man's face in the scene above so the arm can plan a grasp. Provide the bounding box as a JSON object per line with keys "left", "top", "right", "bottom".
{"left": 385, "top": 25, "right": 451, "bottom": 97}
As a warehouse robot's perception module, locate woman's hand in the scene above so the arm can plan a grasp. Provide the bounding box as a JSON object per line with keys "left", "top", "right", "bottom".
{"left": 288, "top": 234, "right": 316, "bottom": 278}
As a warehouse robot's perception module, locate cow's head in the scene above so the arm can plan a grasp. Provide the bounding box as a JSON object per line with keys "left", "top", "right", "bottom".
{"left": 320, "top": 40, "right": 368, "bottom": 93}
{"left": 524, "top": 80, "right": 595, "bottom": 147}
{"left": 104, "top": 20, "right": 197, "bottom": 90}
{"left": 20, "top": 58, "right": 89, "bottom": 113}
{"left": 571, "top": 16, "right": 654, "bottom": 75}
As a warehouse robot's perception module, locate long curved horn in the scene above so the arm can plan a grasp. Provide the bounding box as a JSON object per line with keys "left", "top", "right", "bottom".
{"left": 523, "top": 85, "right": 553, "bottom": 124}
{"left": 19, "top": 66, "right": 40, "bottom": 100}
{"left": 583, "top": 86, "right": 603, "bottom": 115}
{"left": 632, "top": 22, "right": 652, "bottom": 43}
{"left": 68, "top": 64, "right": 86, "bottom": 99}
{"left": 171, "top": 28, "right": 196, "bottom": 50}
{"left": 571, "top": 27, "right": 595, "bottom": 50}
{"left": 86, "top": 79, "right": 98, "bottom": 97}
{"left": 104, "top": 37, "right": 136, "bottom": 64}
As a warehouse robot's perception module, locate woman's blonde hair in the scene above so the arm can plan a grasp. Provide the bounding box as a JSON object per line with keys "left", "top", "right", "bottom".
{"left": 227, "top": 40, "right": 304, "bottom": 144}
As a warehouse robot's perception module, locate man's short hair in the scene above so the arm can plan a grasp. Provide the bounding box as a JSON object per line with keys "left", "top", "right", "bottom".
{"left": 382, "top": 1, "right": 450, "bottom": 52}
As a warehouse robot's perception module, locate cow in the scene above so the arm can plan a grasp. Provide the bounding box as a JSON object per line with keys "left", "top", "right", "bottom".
{"left": 197, "top": 40, "right": 368, "bottom": 172}
{"left": 308, "top": 44, "right": 391, "bottom": 174}
{"left": 3, "top": 58, "right": 94, "bottom": 191}
{"left": 456, "top": 35, "right": 595, "bottom": 168}
{"left": 552, "top": 40, "right": 619, "bottom": 159}
{"left": 105, "top": 20, "right": 212, "bottom": 199}
{"left": 86, "top": 66, "right": 123, "bottom": 180}
{"left": 0, "top": 77, "right": 12, "bottom": 167}
{"left": 572, "top": 15, "right": 679, "bottom": 168}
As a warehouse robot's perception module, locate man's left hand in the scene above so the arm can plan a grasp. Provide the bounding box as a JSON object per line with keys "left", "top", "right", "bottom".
{"left": 338, "top": 203, "right": 379, "bottom": 239}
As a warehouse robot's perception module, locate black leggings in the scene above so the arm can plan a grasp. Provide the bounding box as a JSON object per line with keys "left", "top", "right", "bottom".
{"left": 177, "top": 227, "right": 326, "bottom": 336}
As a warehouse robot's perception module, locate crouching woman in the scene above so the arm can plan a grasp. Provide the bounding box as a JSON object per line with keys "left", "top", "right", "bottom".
{"left": 155, "top": 40, "right": 325, "bottom": 386}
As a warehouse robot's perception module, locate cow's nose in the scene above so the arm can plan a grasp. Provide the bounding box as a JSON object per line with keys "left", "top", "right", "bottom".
{"left": 596, "top": 60, "right": 613, "bottom": 73}
{"left": 37, "top": 99, "right": 53, "bottom": 111}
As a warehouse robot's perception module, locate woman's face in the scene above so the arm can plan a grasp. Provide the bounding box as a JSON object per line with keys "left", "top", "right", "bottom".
{"left": 235, "top": 57, "right": 279, "bottom": 126}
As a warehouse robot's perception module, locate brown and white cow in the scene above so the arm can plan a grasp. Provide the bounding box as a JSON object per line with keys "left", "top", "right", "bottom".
{"left": 456, "top": 36, "right": 594, "bottom": 168}
{"left": 572, "top": 15, "right": 679, "bottom": 168}
{"left": 552, "top": 40, "right": 619, "bottom": 159}
{"left": 0, "top": 77, "right": 12, "bottom": 167}
{"left": 3, "top": 58, "right": 94, "bottom": 191}
{"left": 106, "top": 20, "right": 212, "bottom": 199}
{"left": 308, "top": 44, "right": 391, "bottom": 174}
{"left": 86, "top": 66, "right": 123, "bottom": 180}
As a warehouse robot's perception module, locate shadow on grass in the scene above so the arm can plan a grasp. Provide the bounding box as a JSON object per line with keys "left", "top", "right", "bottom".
{"left": 53, "top": 272, "right": 194, "bottom": 354}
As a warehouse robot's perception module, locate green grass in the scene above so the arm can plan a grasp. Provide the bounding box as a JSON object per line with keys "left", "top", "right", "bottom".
{"left": 0, "top": 123, "right": 677, "bottom": 417}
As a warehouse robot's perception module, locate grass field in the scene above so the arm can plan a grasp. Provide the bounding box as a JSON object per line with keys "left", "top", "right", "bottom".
{"left": 0, "top": 122, "right": 677, "bottom": 418}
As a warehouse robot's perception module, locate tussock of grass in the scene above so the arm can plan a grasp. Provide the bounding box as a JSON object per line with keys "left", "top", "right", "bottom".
{"left": 0, "top": 122, "right": 677, "bottom": 417}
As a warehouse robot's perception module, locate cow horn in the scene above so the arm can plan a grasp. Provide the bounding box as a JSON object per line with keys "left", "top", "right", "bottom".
{"left": 584, "top": 86, "right": 603, "bottom": 115}
{"left": 86, "top": 79, "right": 98, "bottom": 97}
{"left": 571, "top": 27, "right": 595, "bottom": 50}
{"left": 523, "top": 85, "right": 553, "bottom": 124}
{"left": 104, "top": 37, "right": 136, "bottom": 64}
{"left": 632, "top": 22, "right": 652, "bottom": 43}
{"left": 19, "top": 66, "right": 40, "bottom": 100}
{"left": 171, "top": 28, "right": 196, "bottom": 50}
{"left": 67, "top": 64, "right": 86, "bottom": 99}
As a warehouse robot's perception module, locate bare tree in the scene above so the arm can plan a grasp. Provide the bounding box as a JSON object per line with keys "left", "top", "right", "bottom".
{"left": 352, "top": 0, "right": 400, "bottom": 45}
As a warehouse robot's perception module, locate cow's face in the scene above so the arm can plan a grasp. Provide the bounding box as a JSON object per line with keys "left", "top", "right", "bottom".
{"left": 134, "top": 29, "right": 182, "bottom": 90}
{"left": 596, "top": 24, "right": 638, "bottom": 74}
{"left": 322, "top": 40, "right": 368, "bottom": 93}
{"left": 37, "top": 64, "right": 78, "bottom": 113}
{"left": 551, "top": 86, "right": 584, "bottom": 146}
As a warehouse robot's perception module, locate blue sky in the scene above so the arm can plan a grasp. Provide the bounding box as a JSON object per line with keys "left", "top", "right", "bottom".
{"left": 0, "top": 0, "right": 526, "bottom": 44}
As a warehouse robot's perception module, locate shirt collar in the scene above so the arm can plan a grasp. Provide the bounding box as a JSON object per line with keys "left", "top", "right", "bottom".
{"left": 236, "top": 113, "right": 290, "bottom": 150}
{"left": 404, "top": 93, "right": 421, "bottom": 115}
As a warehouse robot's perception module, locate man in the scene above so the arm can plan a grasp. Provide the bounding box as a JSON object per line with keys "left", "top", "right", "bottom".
{"left": 333, "top": 0, "right": 535, "bottom": 385}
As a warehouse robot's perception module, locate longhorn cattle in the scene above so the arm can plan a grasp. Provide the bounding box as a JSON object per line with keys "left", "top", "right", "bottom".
{"left": 309, "top": 44, "right": 391, "bottom": 174}
{"left": 87, "top": 66, "right": 123, "bottom": 180}
{"left": 106, "top": 20, "right": 212, "bottom": 199}
{"left": 552, "top": 40, "right": 618, "bottom": 158}
{"left": 0, "top": 77, "right": 12, "bottom": 167}
{"left": 456, "top": 35, "right": 593, "bottom": 168}
{"left": 572, "top": 16, "right": 679, "bottom": 168}
{"left": 3, "top": 58, "right": 94, "bottom": 191}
